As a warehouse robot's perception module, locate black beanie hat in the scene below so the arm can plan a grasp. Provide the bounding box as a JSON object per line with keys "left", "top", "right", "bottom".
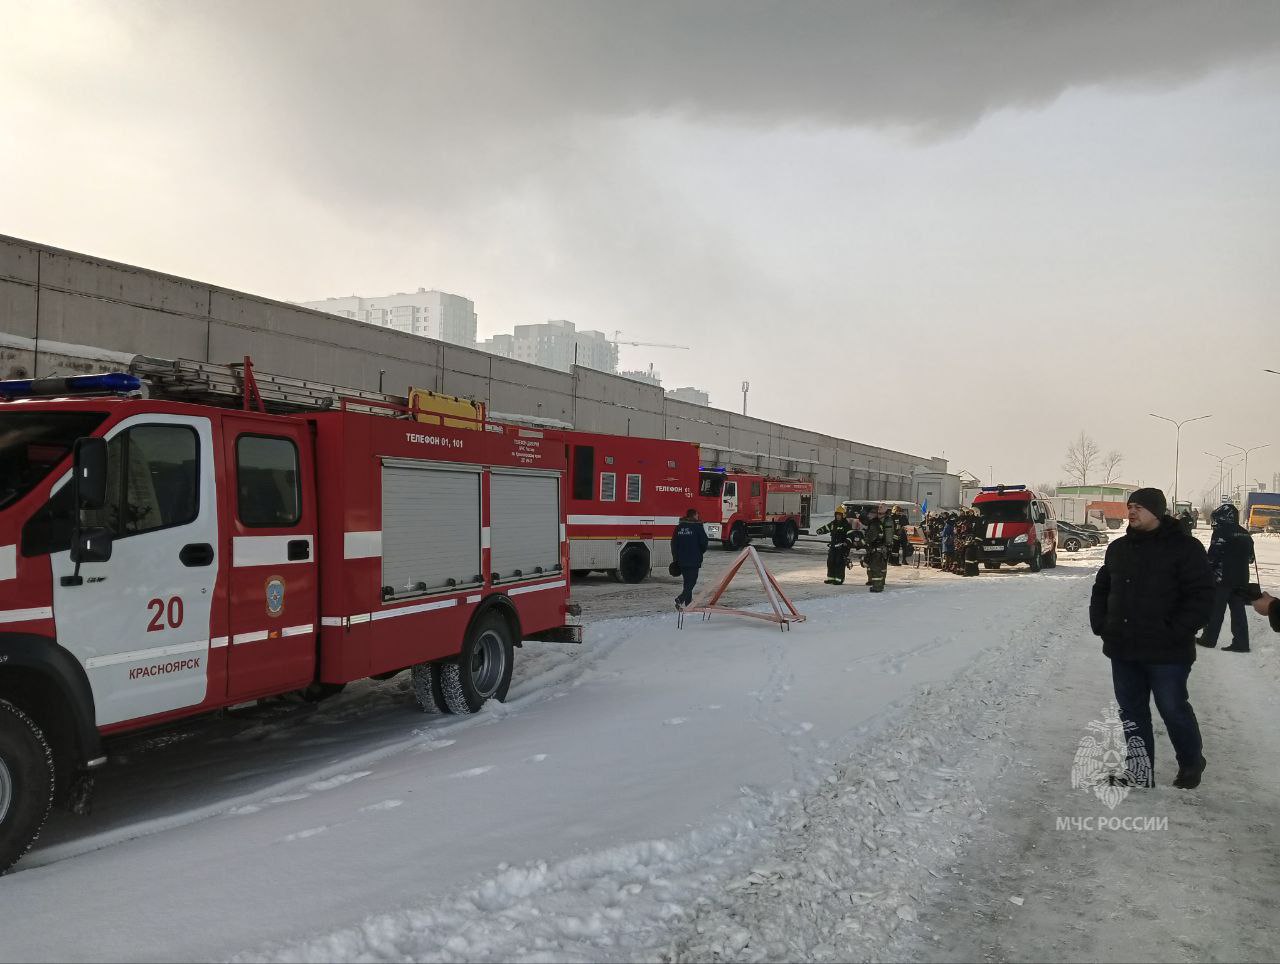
{"left": 1127, "top": 487, "right": 1167, "bottom": 518}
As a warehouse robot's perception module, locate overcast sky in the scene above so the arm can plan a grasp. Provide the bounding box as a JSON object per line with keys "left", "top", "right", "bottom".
{"left": 3, "top": 1, "right": 1278, "bottom": 500}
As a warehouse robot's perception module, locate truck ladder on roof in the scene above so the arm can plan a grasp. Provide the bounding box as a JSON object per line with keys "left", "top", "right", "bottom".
{"left": 129, "top": 356, "right": 408, "bottom": 416}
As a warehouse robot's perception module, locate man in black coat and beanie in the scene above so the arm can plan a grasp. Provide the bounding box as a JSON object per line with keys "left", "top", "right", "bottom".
{"left": 1196, "top": 502, "right": 1256, "bottom": 652}
{"left": 1089, "top": 488, "right": 1214, "bottom": 789}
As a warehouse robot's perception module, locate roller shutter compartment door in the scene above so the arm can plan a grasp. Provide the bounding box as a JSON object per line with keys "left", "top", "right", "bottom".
{"left": 381, "top": 463, "right": 481, "bottom": 597}
{"left": 490, "top": 472, "right": 561, "bottom": 581}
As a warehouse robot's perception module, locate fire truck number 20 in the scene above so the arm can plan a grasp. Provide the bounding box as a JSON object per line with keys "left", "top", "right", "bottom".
{"left": 146, "top": 596, "right": 185, "bottom": 632}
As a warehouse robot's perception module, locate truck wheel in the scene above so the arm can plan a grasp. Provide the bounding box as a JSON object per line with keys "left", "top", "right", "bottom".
{"left": 618, "top": 546, "right": 650, "bottom": 584}
{"left": 439, "top": 614, "right": 514, "bottom": 714}
{"left": 1029, "top": 546, "right": 1043, "bottom": 572}
{"left": 1044, "top": 549, "right": 1058, "bottom": 569}
{"left": 771, "top": 521, "right": 798, "bottom": 549}
{"left": 728, "top": 522, "right": 750, "bottom": 550}
{"left": 1063, "top": 537, "right": 1081, "bottom": 552}
{"left": 0, "top": 700, "right": 55, "bottom": 875}
{"left": 410, "top": 662, "right": 447, "bottom": 713}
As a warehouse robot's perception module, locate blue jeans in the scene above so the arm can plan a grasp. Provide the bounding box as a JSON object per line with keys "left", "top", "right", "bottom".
{"left": 1110, "top": 659, "right": 1203, "bottom": 775}
{"left": 1202, "top": 584, "right": 1249, "bottom": 648}
{"left": 678, "top": 566, "right": 700, "bottom": 606}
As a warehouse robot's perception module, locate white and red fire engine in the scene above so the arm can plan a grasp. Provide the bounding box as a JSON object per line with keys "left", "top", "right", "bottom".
{"left": 0, "top": 359, "right": 580, "bottom": 872}
{"left": 698, "top": 469, "right": 812, "bottom": 551}
{"left": 971, "top": 484, "right": 1059, "bottom": 571}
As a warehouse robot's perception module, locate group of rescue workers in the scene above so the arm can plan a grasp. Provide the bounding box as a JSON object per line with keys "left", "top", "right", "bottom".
{"left": 814, "top": 504, "right": 993, "bottom": 592}
{"left": 815, "top": 504, "right": 915, "bottom": 592}
{"left": 921, "top": 509, "right": 986, "bottom": 577}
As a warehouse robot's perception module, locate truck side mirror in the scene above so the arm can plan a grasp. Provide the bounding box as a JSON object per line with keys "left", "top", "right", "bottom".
{"left": 70, "top": 526, "right": 113, "bottom": 565}
{"left": 73, "top": 437, "right": 109, "bottom": 509}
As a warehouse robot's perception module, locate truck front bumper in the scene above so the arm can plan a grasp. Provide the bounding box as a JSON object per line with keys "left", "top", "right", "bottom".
{"left": 980, "top": 539, "right": 1035, "bottom": 563}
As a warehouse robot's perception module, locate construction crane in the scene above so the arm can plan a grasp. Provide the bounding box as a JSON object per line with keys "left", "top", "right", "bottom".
{"left": 611, "top": 330, "right": 690, "bottom": 350}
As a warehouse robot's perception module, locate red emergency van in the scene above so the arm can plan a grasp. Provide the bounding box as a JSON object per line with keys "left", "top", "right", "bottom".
{"left": 971, "top": 484, "right": 1058, "bottom": 571}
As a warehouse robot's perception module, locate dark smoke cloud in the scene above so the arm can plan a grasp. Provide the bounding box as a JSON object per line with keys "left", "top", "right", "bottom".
{"left": 115, "top": 1, "right": 1278, "bottom": 210}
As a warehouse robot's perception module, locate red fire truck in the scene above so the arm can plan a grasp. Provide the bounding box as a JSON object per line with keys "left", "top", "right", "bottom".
{"left": 562, "top": 433, "right": 814, "bottom": 580}
{"left": 698, "top": 469, "right": 813, "bottom": 551}
{"left": 564, "top": 432, "right": 704, "bottom": 583}
{"left": 0, "top": 359, "right": 580, "bottom": 872}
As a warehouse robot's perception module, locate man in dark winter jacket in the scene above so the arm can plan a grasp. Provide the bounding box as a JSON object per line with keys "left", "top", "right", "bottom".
{"left": 1196, "top": 503, "right": 1256, "bottom": 652}
{"left": 1089, "top": 487, "right": 1214, "bottom": 790}
{"left": 671, "top": 508, "right": 709, "bottom": 609}
{"left": 1179, "top": 509, "right": 1196, "bottom": 535}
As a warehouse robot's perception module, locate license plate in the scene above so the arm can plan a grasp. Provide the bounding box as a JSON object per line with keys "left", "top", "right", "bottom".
{"left": 984, "top": 544, "right": 1004, "bottom": 553}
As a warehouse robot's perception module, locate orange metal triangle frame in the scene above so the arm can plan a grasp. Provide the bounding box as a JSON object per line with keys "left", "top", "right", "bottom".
{"left": 678, "top": 546, "right": 806, "bottom": 631}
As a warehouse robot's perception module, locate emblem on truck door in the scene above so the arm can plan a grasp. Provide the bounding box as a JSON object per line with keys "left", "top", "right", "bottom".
{"left": 265, "top": 576, "right": 286, "bottom": 617}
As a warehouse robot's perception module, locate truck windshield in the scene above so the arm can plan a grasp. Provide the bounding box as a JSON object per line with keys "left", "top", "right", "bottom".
{"left": 977, "top": 501, "right": 1030, "bottom": 522}
{"left": 699, "top": 473, "right": 725, "bottom": 497}
{"left": 0, "top": 411, "right": 107, "bottom": 509}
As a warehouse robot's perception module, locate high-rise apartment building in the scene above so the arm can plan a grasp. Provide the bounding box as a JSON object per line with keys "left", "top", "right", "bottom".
{"left": 300, "top": 288, "right": 477, "bottom": 348}
{"left": 479, "top": 320, "right": 617, "bottom": 374}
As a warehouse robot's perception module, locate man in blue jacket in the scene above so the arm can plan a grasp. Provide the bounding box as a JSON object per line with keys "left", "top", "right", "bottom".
{"left": 671, "top": 508, "right": 709, "bottom": 609}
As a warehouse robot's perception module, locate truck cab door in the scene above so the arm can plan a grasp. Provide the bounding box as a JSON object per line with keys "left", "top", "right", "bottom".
{"left": 222, "top": 416, "right": 318, "bottom": 701}
{"left": 1031, "top": 500, "right": 1054, "bottom": 551}
{"left": 49, "top": 414, "right": 219, "bottom": 727}
{"left": 722, "top": 481, "right": 738, "bottom": 522}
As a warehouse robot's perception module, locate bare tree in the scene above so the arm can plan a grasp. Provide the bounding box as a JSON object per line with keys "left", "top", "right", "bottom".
{"left": 1034, "top": 481, "right": 1058, "bottom": 497}
{"left": 1101, "top": 450, "right": 1124, "bottom": 484}
{"left": 1062, "top": 431, "right": 1100, "bottom": 487}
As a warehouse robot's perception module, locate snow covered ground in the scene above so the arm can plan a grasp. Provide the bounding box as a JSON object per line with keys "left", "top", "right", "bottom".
{"left": 2, "top": 532, "right": 1277, "bottom": 962}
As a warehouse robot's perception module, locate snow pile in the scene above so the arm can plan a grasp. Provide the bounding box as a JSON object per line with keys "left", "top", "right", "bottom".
{"left": 236, "top": 577, "right": 1084, "bottom": 963}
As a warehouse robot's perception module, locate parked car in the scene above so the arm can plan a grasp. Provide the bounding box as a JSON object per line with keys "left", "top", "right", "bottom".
{"left": 1057, "top": 520, "right": 1103, "bottom": 551}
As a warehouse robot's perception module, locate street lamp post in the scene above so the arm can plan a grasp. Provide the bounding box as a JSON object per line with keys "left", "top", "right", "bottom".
{"left": 1203, "top": 451, "right": 1241, "bottom": 501}
{"left": 1225, "top": 442, "right": 1270, "bottom": 503}
{"left": 1148, "top": 413, "right": 1211, "bottom": 506}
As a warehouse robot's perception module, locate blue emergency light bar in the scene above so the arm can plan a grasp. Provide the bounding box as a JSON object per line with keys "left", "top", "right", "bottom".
{"left": 0, "top": 372, "right": 142, "bottom": 399}
{"left": 979, "top": 484, "right": 1027, "bottom": 493}
{"left": 699, "top": 466, "right": 727, "bottom": 473}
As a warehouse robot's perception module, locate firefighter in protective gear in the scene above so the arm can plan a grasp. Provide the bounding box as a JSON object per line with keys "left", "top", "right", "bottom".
{"left": 822, "top": 506, "right": 855, "bottom": 584}
{"left": 887, "top": 505, "right": 911, "bottom": 565}
{"left": 954, "top": 508, "right": 982, "bottom": 576}
{"left": 860, "top": 506, "right": 890, "bottom": 592}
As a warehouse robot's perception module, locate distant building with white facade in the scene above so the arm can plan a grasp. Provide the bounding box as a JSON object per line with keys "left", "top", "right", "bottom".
{"left": 479, "top": 333, "right": 515, "bottom": 357}
{"left": 479, "top": 320, "right": 617, "bottom": 374}
{"left": 666, "top": 386, "right": 710, "bottom": 406}
{"left": 300, "top": 288, "right": 478, "bottom": 348}
{"left": 619, "top": 367, "right": 662, "bottom": 387}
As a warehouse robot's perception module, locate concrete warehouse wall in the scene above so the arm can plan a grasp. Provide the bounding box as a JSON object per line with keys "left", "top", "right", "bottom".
{"left": 0, "top": 234, "right": 945, "bottom": 499}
